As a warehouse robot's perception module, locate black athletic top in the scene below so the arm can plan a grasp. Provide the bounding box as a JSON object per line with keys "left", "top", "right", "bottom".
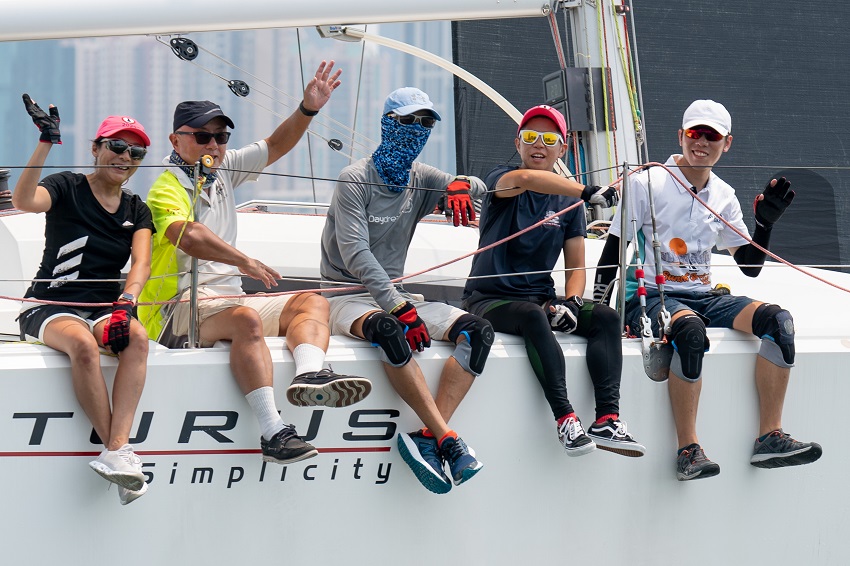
{"left": 462, "top": 165, "right": 586, "bottom": 301}
{"left": 24, "top": 171, "right": 154, "bottom": 305}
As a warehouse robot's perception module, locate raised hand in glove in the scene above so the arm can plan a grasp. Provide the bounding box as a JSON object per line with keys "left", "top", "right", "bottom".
{"left": 391, "top": 301, "right": 431, "bottom": 352}
{"left": 580, "top": 185, "right": 618, "bottom": 208}
{"left": 753, "top": 176, "right": 794, "bottom": 229}
{"left": 445, "top": 177, "right": 475, "bottom": 227}
{"left": 102, "top": 302, "right": 134, "bottom": 353}
{"left": 547, "top": 296, "right": 582, "bottom": 334}
{"left": 22, "top": 94, "right": 61, "bottom": 144}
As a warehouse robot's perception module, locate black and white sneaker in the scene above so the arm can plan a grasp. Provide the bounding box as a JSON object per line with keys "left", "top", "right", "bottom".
{"left": 750, "top": 429, "right": 823, "bottom": 469}
{"left": 587, "top": 418, "right": 646, "bottom": 457}
{"left": 286, "top": 367, "right": 372, "bottom": 408}
{"left": 261, "top": 425, "right": 318, "bottom": 465}
{"left": 557, "top": 417, "right": 596, "bottom": 456}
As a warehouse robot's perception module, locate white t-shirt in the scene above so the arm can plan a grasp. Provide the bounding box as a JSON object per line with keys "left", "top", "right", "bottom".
{"left": 609, "top": 155, "right": 750, "bottom": 298}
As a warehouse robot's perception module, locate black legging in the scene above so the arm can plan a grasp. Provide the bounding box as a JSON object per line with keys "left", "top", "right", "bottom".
{"left": 476, "top": 299, "right": 622, "bottom": 421}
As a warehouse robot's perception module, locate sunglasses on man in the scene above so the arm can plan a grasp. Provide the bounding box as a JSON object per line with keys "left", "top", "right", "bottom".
{"left": 387, "top": 113, "right": 437, "bottom": 129}
{"left": 683, "top": 128, "right": 725, "bottom": 142}
{"left": 518, "top": 129, "right": 564, "bottom": 147}
{"left": 101, "top": 139, "right": 147, "bottom": 160}
{"left": 174, "top": 131, "right": 232, "bottom": 145}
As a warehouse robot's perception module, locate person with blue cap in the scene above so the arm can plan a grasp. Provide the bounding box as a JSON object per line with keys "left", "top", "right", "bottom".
{"left": 320, "top": 87, "right": 493, "bottom": 494}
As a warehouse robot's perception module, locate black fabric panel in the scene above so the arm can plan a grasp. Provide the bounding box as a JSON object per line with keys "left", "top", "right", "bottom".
{"left": 454, "top": 3, "right": 850, "bottom": 271}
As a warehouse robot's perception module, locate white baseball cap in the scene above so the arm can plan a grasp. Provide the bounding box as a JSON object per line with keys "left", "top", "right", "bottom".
{"left": 682, "top": 99, "right": 731, "bottom": 136}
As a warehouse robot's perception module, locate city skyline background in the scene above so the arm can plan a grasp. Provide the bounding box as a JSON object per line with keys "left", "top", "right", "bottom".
{"left": 0, "top": 22, "right": 456, "bottom": 204}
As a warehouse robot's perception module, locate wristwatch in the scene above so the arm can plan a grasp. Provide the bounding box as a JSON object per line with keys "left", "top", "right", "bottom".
{"left": 567, "top": 295, "right": 584, "bottom": 308}
{"left": 118, "top": 292, "right": 136, "bottom": 305}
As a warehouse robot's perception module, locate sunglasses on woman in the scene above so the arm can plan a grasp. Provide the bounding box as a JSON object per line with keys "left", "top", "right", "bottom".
{"left": 683, "top": 128, "right": 725, "bottom": 142}
{"left": 388, "top": 113, "right": 437, "bottom": 129}
{"left": 518, "top": 129, "right": 564, "bottom": 146}
{"left": 174, "top": 131, "right": 232, "bottom": 145}
{"left": 101, "top": 139, "right": 147, "bottom": 160}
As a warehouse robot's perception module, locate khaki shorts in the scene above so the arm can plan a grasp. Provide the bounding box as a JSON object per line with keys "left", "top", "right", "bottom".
{"left": 170, "top": 287, "right": 291, "bottom": 347}
{"left": 327, "top": 291, "right": 465, "bottom": 341}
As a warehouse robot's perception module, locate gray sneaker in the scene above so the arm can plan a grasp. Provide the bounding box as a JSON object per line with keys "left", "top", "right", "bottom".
{"left": 750, "top": 429, "right": 823, "bottom": 469}
{"left": 89, "top": 444, "right": 145, "bottom": 491}
{"left": 676, "top": 444, "right": 720, "bottom": 481}
{"left": 118, "top": 481, "right": 148, "bottom": 506}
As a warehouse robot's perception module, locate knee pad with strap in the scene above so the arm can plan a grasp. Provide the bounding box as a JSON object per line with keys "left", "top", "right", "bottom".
{"left": 752, "top": 303, "right": 795, "bottom": 367}
{"left": 448, "top": 314, "right": 494, "bottom": 376}
{"left": 669, "top": 314, "right": 709, "bottom": 382}
{"left": 362, "top": 311, "right": 411, "bottom": 367}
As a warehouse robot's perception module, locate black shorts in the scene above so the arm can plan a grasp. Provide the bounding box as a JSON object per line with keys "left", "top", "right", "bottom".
{"left": 18, "top": 304, "right": 112, "bottom": 342}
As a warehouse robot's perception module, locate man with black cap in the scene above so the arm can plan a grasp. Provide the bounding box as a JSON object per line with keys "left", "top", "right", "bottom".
{"left": 139, "top": 61, "right": 372, "bottom": 467}
{"left": 320, "top": 87, "right": 493, "bottom": 494}
{"left": 594, "top": 99, "right": 822, "bottom": 480}
{"left": 461, "top": 104, "right": 643, "bottom": 460}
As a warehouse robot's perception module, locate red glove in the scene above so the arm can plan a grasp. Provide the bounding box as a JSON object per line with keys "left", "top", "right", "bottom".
{"left": 102, "top": 302, "right": 134, "bottom": 353}
{"left": 392, "top": 302, "right": 431, "bottom": 352}
{"left": 445, "top": 178, "right": 475, "bottom": 227}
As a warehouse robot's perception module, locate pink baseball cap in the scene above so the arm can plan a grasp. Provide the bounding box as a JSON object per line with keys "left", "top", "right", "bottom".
{"left": 518, "top": 105, "right": 568, "bottom": 139}
{"left": 95, "top": 116, "right": 150, "bottom": 146}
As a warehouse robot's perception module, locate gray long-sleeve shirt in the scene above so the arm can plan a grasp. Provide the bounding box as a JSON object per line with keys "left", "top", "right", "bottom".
{"left": 320, "top": 157, "right": 485, "bottom": 312}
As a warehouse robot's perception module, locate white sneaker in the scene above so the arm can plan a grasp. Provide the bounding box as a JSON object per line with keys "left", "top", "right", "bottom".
{"left": 89, "top": 444, "right": 145, "bottom": 490}
{"left": 118, "top": 481, "right": 148, "bottom": 506}
{"left": 557, "top": 417, "right": 596, "bottom": 457}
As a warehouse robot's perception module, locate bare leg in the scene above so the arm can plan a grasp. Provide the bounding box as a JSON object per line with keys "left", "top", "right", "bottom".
{"left": 42, "top": 317, "right": 112, "bottom": 446}
{"left": 384, "top": 361, "right": 450, "bottom": 439}
{"left": 95, "top": 318, "right": 148, "bottom": 450}
{"left": 201, "top": 306, "right": 273, "bottom": 394}
{"left": 434, "top": 350, "right": 475, "bottom": 424}
{"left": 279, "top": 292, "right": 330, "bottom": 351}
{"left": 668, "top": 372, "right": 701, "bottom": 448}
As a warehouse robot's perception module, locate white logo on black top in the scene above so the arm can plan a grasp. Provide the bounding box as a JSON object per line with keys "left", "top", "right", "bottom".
{"left": 50, "top": 235, "right": 88, "bottom": 288}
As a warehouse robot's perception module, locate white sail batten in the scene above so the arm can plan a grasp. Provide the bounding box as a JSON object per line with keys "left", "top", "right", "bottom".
{"left": 0, "top": 0, "right": 549, "bottom": 42}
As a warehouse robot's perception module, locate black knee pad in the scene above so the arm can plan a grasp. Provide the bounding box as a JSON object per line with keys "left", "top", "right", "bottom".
{"left": 669, "top": 315, "right": 709, "bottom": 381}
{"left": 752, "top": 303, "right": 795, "bottom": 366}
{"left": 448, "top": 314, "right": 495, "bottom": 375}
{"left": 362, "top": 311, "right": 411, "bottom": 367}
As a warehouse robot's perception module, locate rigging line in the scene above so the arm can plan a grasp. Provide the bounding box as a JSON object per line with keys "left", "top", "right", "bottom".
{"left": 624, "top": 0, "right": 649, "bottom": 161}
{"left": 177, "top": 35, "right": 380, "bottom": 152}
{"left": 296, "top": 28, "right": 318, "bottom": 204}
{"left": 613, "top": 1, "right": 641, "bottom": 140}
{"left": 547, "top": 8, "right": 568, "bottom": 69}
{"left": 644, "top": 161, "right": 850, "bottom": 295}
{"left": 597, "top": 0, "right": 618, "bottom": 180}
{"left": 153, "top": 35, "right": 375, "bottom": 157}
{"left": 350, "top": 24, "right": 368, "bottom": 167}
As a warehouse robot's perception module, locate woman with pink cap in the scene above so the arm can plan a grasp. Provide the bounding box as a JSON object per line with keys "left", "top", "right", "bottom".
{"left": 13, "top": 95, "right": 154, "bottom": 505}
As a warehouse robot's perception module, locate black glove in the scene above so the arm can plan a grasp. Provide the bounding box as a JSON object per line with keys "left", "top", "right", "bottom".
{"left": 547, "top": 297, "right": 582, "bottom": 334}
{"left": 22, "top": 94, "right": 61, "bottom": 144}
{"left": 753, "top": 176, "right": 794, "bottom": 229}
{"left": 102, "top": 302, "right": 134, "bottom": 353}
{"left": 391, "top": 301, "right": 431, "bottom": 352}
{"left": 580, "top": 185, "right": 618, "bottom": 208}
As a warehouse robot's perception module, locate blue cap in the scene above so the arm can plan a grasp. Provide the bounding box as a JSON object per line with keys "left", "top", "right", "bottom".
{"left": 383, "top": 87, "right": 441, "bottom": 120}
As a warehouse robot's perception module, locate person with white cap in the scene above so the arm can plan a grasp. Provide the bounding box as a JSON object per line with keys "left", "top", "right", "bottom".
{"left": 594, "top": 99, "right": 822, "bottom": 480}
{"left": 139, "top": 61, "right": 373, "bottom": 471}
{"left": 320, "top": 87, "right": 493, "bottom": 494}
{"left": 461, "top": 104, "right": 643, "bottom": 459}
{"left": 14, "top": 94, "right": 154, "bottom": 505}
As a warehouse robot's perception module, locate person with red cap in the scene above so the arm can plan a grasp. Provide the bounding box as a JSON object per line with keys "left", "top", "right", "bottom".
{"left": 462, "top": 104, "right": 645, "bottom": 458}
{"left": 13, "top": 95, "right": 154, "bottom": 505}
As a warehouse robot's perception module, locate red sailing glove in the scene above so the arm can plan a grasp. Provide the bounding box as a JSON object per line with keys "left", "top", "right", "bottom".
{"left": 102, "top": 302, "right": 134, "bottom": 353}
{"left": 22, "top": 94, "right": 62, "bottom": 144}
{"left": 392, "top": 302, "right": 431, "bottom": 352}
{"left": 445, "top": 177, "right": 475, "bottom": 227}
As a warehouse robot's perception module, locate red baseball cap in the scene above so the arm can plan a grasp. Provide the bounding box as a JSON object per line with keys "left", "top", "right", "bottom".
{"left": 95, "top": 116, "right": 150, "bottom": 146}
{"left": 517, "top": 105, "right": 568, "bottom": 139}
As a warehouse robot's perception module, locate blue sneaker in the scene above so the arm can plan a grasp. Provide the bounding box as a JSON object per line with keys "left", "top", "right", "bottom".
{"left": 397, "top": 431, "right": 452, "bottom": 494}
{"left": 440, "top": 435, "right": 483, "bottom": 486}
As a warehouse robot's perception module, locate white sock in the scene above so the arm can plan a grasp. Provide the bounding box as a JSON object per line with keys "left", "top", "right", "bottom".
{"left": 245, "top": 386, "right": 286, "bottom": 441}
{"left": 292, "top": 343, "right": 325, "bottom": 376}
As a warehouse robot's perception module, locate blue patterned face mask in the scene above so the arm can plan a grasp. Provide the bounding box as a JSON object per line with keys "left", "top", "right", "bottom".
{"left": 371, "top": 115, "right": 431, "bottom": 193}
{"left": 169, "top": 150, "right": 218, "bottom": 190}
